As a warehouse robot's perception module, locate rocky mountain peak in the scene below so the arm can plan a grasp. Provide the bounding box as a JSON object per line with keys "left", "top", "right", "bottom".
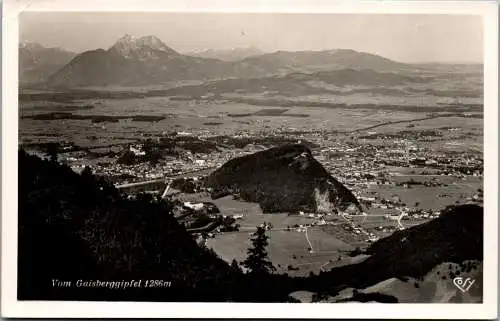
{"left": 109, "top": 34, "right": 179, "bottom": 60}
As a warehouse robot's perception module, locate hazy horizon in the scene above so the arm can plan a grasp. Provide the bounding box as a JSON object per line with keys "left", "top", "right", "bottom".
{"left": 20, "top": 12, "right": 484, "bottom": 64}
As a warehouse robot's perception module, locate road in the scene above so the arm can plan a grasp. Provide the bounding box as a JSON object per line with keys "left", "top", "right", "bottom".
{"left": 115, "top": 166, "right": 217, "bottom": 189}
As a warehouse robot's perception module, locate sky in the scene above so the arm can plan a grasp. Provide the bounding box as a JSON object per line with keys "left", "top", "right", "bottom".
{"left": 20, "top": 13, "right": 483, "bottom": 63}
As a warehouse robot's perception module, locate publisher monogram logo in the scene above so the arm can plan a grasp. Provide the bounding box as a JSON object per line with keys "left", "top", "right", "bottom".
{"left": 453, "top": 277, "right": 475, "bottom": 293}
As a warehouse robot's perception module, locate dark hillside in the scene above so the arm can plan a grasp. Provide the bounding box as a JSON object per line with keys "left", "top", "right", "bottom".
{"left": 18, "top": 150, "right": 240, "bottom": 301}
{"left": 306, "top": 204, "right": 483, "bottom": 293}
{"left": 363, "top": 203, "right": 483, "bottom": 278}
{"left": 46, "top": 49, "right": 131, "bottom": 87}
{"left": 206, "top": 144, "right": 362, "bottom": 213}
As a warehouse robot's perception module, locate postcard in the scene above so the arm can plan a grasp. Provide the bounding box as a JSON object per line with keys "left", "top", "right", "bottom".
{"left": 2, "top": 0, "right": 498, "bottom": 319}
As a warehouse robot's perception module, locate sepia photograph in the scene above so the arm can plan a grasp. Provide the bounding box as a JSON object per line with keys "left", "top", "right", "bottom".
{"left": 2, "top": 0, "right": 498, "bottom": 319}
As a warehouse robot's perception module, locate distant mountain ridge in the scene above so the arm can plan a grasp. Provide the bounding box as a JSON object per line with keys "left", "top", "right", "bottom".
{"left": 187, "top": 47, "right": 264, "bottom": 61}
{"left": 159, "top": 68, "right": 428, "bottom": 98}
{"left": 19, "top": 41, "right": 77, "bottom": 84}
{"left": 237, "top": 49, "right": 409, "bottom": 75}
{"left": 37, "top": 34, "right": 424, "bottom": 87}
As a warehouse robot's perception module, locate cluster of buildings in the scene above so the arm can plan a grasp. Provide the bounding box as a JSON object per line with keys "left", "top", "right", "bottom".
{"left": 62, "top": 125, "right": 482, "bottom": 190}
{"left": 81, "top": 137, "right": 266, "bottom": 185}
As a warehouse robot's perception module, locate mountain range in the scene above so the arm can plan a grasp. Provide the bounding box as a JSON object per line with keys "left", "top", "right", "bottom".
{"left": 44, "top": 35, "right": 240, "bottom": 87}
{"left": 186, "top": 47, "right": 264, "bottom": 62}
{"left": 19, "top": 41, "right": 77, "bottom": 84}
{"left": 20, "top": 34, "right": 420, "bottom": 87}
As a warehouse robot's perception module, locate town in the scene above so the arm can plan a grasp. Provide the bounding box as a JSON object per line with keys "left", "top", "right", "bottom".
{"left": 33, "top": 119, "right": 482, "bottom": 252}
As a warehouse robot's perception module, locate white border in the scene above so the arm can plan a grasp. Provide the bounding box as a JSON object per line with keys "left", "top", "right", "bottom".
{"left": 2, "top": 0, "right": 498, "bottom": 319}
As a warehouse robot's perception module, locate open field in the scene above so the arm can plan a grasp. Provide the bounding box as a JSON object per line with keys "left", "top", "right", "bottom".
{"left": 20, "top": 100, "right": 481, "bottom": 149}
{"left": 206, "top": 197, "right": 355, "bottom": 276}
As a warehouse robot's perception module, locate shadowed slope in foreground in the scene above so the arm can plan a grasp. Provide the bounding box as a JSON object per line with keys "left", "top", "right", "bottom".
{"left": 18, "top": 150, "right": 240, "bottom": 301}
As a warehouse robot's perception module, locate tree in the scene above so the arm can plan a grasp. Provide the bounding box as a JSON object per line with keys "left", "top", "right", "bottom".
{"left": 230, "top": 259, "right": 243, "bottom": 274}
{"left": 45, "top": 143, "right": 59, "bottom": 162}
{"left": 242, "top": 225, "right": 276, "bottom": 275}
{"left": 311, "top": 291, "right": 329, "bottom": 302}
{"left": 117, "top": 150, "right": 136, "bottom": 165}
{"left": 81, "top": 166, "right": 93, "bottom": 178}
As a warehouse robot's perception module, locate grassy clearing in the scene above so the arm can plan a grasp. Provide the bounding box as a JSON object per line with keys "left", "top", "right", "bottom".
{"left": 206, "top": 197, "right": 352, "bottom": 276}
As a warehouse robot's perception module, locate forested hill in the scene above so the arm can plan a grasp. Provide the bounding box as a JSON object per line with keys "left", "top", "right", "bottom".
{"left": 18, "top": 150, "right": 243, "bottom": 301}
